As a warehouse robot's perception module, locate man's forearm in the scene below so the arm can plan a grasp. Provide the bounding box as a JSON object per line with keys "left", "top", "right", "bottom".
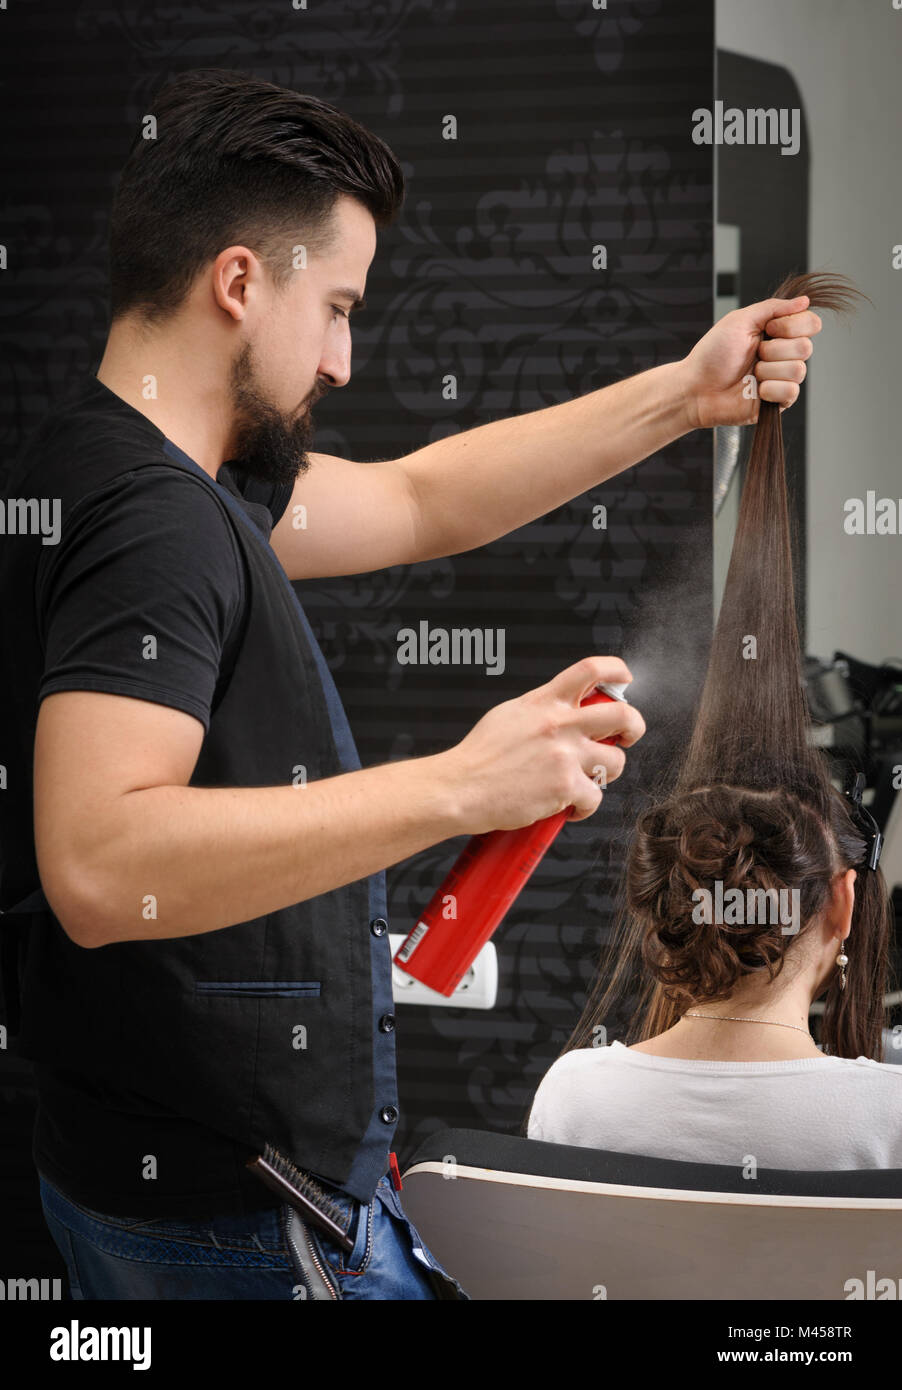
{"left": 400, "top": 358, "right": 694, "bottom": 562}
{"left": 78, "top": 753, "right": 467, "bottom": 948}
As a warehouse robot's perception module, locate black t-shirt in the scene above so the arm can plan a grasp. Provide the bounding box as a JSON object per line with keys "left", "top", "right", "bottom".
{"left": 0, "top": 380, "right": 293, "bottom": 908}
{"left": 36, "top": 438, "right": 293, "bottom": 736}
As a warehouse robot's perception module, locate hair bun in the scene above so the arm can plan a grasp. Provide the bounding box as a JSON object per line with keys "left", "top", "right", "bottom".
{"left": 627, "top": 784, "right": 835, "bottom": 1006}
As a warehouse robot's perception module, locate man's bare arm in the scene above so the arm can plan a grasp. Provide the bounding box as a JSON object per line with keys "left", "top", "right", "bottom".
{"left": 270, "top": 362, "right": 691, "bottom": 580}
{"left": 400, "top": 360, "right": 693, "bottom": 563}
{"left": 34, "top": 658, "right": 644, "bottom": 949}
{"left": 34, "top": 691, "right": 464, "bottom": 948}
{"left": 269, "top": 296, "right": 819, "bottom": 581}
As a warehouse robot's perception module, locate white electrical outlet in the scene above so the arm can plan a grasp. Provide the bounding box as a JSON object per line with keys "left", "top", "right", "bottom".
{"left": 388, "top": 934, "right": 498, "bottom": 1009}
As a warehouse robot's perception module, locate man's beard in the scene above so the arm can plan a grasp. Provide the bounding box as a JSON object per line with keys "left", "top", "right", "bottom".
{"left": 225, "top": 342, "right": 325, "bottom": 487}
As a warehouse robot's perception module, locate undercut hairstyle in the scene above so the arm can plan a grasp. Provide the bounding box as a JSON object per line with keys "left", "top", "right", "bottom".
{"left": 540, "top": 271, "right": 893, "bottom": 1093}
{"left": 106, "top": 67, "right": 405, "bottom": 327}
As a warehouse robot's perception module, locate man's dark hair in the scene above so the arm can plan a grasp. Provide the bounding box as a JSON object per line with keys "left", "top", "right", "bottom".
{"left": 107, "top": 68, "right": 405, "bottom": 326}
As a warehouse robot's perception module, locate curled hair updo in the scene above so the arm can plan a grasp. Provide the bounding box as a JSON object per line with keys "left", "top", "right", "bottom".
{"left": 628, "top": 782, "right": 866, "bottom": 1013}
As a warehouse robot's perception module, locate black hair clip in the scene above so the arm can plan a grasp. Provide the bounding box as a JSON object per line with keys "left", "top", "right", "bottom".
{"left": 842, "top": 771, "right": 883, "bottom": 871}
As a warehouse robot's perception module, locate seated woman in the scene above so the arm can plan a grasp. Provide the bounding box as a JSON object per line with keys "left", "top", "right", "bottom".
{"left": 527, "top": 270, "right": 902, "bottom": 1171}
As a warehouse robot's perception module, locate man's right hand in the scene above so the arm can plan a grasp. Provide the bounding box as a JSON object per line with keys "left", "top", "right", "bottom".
{"left": 33, "top": 659, "right": 644, "bottom": 948}
{"left": 441, "top": 656, "right": 646, "bottom": 835}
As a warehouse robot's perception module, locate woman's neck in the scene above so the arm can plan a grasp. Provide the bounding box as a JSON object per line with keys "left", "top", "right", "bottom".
{"left": 629, "top": 1000, "right": 825, "bottom": 1061}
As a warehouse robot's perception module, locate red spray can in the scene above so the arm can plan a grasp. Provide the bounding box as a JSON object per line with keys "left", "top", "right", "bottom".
{"left": 393, "top": 681, "right": 629, "bottom": 996}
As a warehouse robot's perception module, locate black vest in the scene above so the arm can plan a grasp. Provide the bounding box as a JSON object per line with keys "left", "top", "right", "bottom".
{"left": 0, "top": 389, "right": 386, "bottom": 1216}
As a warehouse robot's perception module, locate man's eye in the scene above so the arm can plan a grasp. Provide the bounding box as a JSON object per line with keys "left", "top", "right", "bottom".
{"left": 331, "top": 305, "right": 350, "bottom": 320}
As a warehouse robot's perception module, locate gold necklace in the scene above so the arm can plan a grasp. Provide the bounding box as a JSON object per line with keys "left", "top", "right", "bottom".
{"left": 683, "top": 1011, "right": 813, "bottom": 1038}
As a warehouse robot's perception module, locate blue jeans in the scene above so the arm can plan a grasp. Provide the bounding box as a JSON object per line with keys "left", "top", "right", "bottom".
{"left": 39, "top": 1170, "right": 469, "bottom": 1301}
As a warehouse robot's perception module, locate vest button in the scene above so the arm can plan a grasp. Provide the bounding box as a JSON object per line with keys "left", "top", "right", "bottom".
{"left": 370, "top": 917, "right": 388, "bottom": 937}
{"left": 379, "top": 1013, "right": 395, "bottom": 1033}
{"left": 380, "top": 1105, "right": 399, "bottom": 1124}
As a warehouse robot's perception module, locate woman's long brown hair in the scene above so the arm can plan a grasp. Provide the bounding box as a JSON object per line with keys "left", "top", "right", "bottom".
{"left": 538, "top": 271, "right": 892, "bottom": 1097}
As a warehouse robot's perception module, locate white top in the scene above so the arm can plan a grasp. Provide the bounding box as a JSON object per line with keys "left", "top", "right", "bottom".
{"left": 527, "top": 1041, "right": 902, "bottom": 1169}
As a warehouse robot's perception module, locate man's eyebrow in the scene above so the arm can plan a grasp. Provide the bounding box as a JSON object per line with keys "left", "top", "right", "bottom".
{"left": 330, "top": 286, "right": 367, "bottom": 313}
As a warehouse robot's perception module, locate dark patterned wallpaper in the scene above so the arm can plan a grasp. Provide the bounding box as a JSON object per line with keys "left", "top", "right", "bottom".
{"left": 0, "top": 0, "right": 714, "bottom": 1203}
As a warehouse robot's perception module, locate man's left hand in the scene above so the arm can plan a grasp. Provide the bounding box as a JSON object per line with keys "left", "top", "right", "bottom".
{"left": 679, "top": 295, "right": 823, "bottom": 430}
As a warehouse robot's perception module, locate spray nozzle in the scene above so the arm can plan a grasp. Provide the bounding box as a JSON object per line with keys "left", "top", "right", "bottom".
{"left": 594, "top": 681, "right": 630, "bottom": 703}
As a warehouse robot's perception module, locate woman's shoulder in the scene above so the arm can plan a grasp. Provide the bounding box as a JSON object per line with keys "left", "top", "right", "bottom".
{"left": 538, "top": 1044, "right": 902, "bottom": 1078}
{"left": 829, "top": 1055, "right": 902, "bottom": 1082}
{"left": 536, "top": 1043, "right": 625, "bottom": 1083}
{"left": 528, "top": 1045, "right": 627, "bottom": 1139}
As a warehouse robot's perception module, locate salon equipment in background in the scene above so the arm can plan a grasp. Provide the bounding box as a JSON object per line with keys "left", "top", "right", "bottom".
{"left": 393, "top": 682, "right": 629, "bottom": 997}
{"left": 804, "top": 651, "right": 902, "bottom": 1004}
{"left": 804, "top": 650, "right": 902, "bottom": 834}
{"left": 714, "top": 423, "right": 744, "bottom": 516}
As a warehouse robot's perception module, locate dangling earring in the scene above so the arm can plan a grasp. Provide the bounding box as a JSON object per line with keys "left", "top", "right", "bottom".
{"left": 836, "top": 946, "right": 849, "bottom": 991}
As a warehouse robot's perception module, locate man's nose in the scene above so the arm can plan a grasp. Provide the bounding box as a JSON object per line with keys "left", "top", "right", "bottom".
{"left": 317, "top": 342, "right": 352, "bottom": 389}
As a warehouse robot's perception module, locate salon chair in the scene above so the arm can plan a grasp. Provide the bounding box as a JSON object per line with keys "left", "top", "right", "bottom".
{"left": 400, "top": 1127, "right": 902, "bottom": 1300}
